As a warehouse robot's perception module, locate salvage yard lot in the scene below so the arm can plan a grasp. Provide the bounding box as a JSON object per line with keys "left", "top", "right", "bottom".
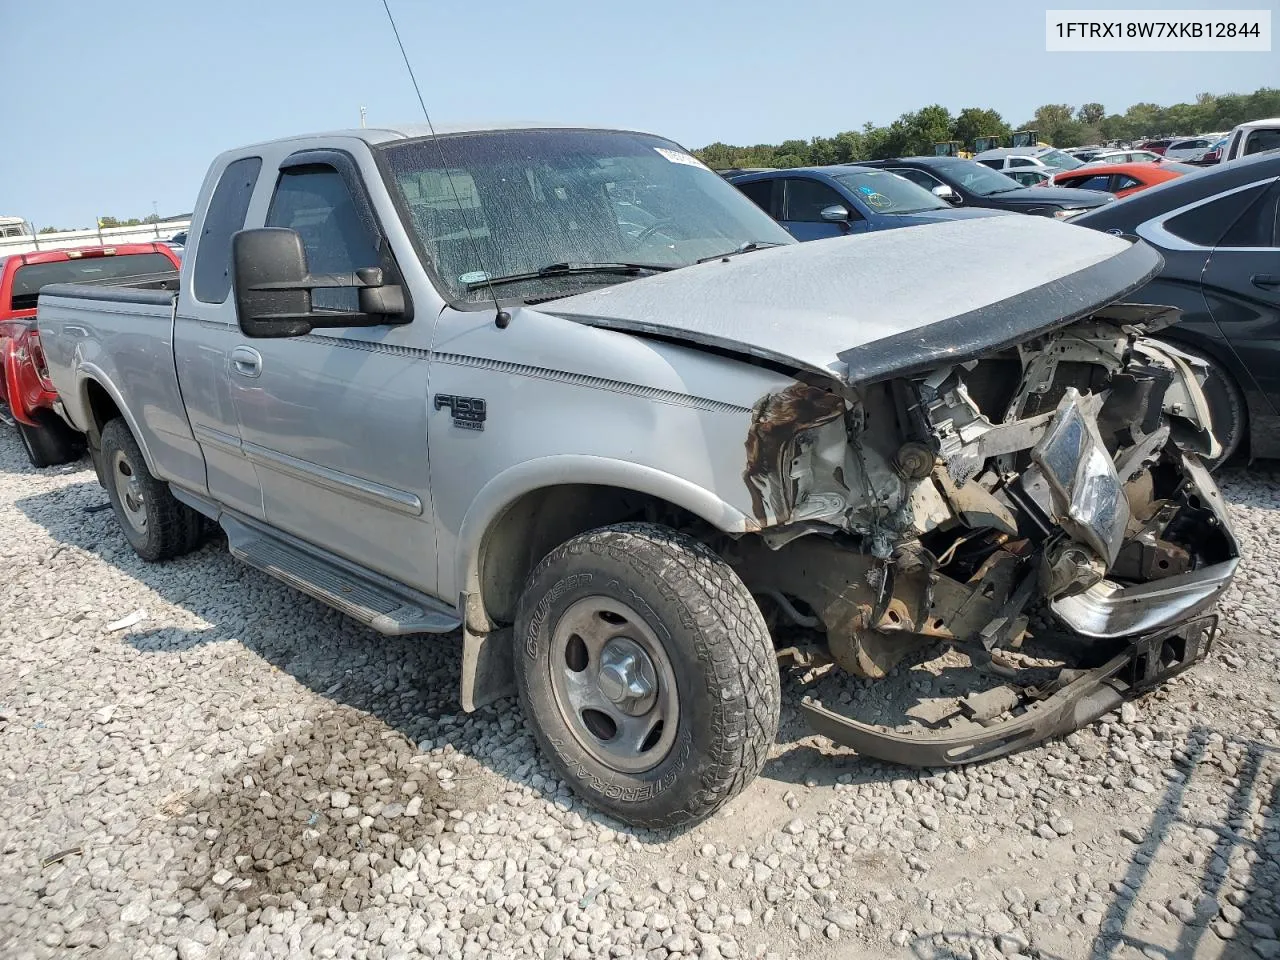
{"left": 0, "top": 428, "right": 1277, "bottom": 960}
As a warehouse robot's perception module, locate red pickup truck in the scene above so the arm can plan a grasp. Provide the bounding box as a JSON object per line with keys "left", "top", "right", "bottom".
{"left": 0, "top": 243, "right": 180, "bottom": 465}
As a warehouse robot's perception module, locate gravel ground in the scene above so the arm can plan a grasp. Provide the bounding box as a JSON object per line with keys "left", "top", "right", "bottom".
{"left": 0, "top": 427, "right": 1277, "bottom": 960}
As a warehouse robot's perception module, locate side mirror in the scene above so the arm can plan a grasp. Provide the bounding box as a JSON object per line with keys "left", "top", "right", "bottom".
{"left": 231, "top": 227, "right": 409, "bottom": 339}
{"left": 932, "top": 185, "right": 961, "bottom": 204}
{"left": 819, "top": 204, "right": 851, "bottom": 222}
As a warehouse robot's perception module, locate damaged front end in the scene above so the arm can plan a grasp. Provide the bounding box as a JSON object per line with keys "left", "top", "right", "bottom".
{"left": 730, "top": 310, "right": 1239, "bottom": 766}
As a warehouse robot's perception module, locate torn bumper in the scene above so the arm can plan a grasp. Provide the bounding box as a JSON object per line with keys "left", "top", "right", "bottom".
{"left": 801, "top": 615, "right": 1218, "bottom": 767}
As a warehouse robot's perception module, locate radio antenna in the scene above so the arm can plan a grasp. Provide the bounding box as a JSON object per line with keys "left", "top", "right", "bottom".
{"left": 380, "top": 0, "right": 511, "bottom": 327}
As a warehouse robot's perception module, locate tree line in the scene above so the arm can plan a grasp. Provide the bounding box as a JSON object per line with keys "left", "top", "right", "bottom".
{"left": 694, "top": 87, "right": 1280, "bottom": 169}
{"left": 37, "top": 213, "right": 168, "bottom": 234}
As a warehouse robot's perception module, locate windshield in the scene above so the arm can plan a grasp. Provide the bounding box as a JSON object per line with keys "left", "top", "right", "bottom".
{"left": 831, "top": 170, "right": 947, "bottom": 214}
{"left": 380, "top": 129, "right": 794, "bottom": 303}
{"left": 934, "top": 160, "right": 1024, "bottom": 196}
{"left": 1038, "top": 149, "right": 1083, "bottom": 171}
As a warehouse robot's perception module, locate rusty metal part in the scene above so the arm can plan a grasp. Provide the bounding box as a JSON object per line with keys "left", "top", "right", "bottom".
{"left": 742, "top": 382, "right": 846, "bottom": 526}
{"left": 1111, "top": 536, "right": 1193, "bottom": 581}
{"left": 729, "top": 536, "right": 925, "bottom": 679}
{"left": 893, "top": 441, "right": 935, "bottom": 480}
{"left": 732, "top": 532, "right": 1037, "bottom": 680}
{"left": 932, "top": 466, "right": 1018, "bottom": 535}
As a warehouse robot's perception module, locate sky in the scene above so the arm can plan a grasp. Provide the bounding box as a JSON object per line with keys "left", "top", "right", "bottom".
{"left": 2, "top": 0, "right": 1275, "bottom": 228}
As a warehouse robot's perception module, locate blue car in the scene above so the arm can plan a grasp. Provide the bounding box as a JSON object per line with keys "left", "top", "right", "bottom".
{"left": 729, "top": 165, "right": 1006, "bottom": 240}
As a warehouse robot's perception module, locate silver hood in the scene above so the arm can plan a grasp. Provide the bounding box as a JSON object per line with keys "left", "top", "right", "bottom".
{"left": 545, "top": 216, "right": 1161, "bottom": 385}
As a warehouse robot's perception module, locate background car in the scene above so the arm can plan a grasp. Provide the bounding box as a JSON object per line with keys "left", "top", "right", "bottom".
{"left": 972, "top": 146, "right": 1084, "bottom": 173}
{"left": 729, "top": 166, "right": 1006, "bottom": 239}
{"left": 1221, "top": 118, "right": 1280, "bottom": 163}
{"left": 1051, "top": 161, "right": 1194, "bottom": 197}
{"left": 0, "top": 242, "right": 180, "bottom": 465}
{"left": 1072, "top": 152, "right": 1280, "bottom": 464}
{"left": 1138, "top": 138, "right": 1175, "bottom": 155}
{"left": 1002, "top": 168, "right": 1053, "bottom": 187}
{"left": 854, "top": 156, "right": 1112, "bottom": 218}
{"left": 1163, "top": 137, "right": 1218, "bottom": 162}
{"left": 1088, "top": 149, "right": 1164, "bottom": 165}
{"left": 1194, "top": 136, "right": 1231, "bottom": 166}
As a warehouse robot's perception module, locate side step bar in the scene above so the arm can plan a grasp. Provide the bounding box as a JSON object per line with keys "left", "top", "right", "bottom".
{"left": 221, "top": 515, "right": 460, "bottom": 636}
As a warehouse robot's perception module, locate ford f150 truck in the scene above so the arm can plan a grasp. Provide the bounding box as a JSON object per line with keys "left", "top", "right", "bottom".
{"left": 36, "top": 124, "right": 1239, "bottom": 828}
{"left": 0, "top": 243, "right": 179, "bottom": 465}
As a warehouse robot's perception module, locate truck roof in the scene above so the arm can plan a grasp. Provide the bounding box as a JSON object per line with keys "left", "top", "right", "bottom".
{"left": 232, "top": 121, "right": 656, "bottom": 151}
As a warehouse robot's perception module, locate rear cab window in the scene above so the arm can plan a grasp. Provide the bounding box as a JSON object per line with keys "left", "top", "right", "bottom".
{"left": 11, "top": 253, "right": 177, "bottom": 311}
{"left": 1244, "top": 129, "right": 1280, "bottom": 157}
{"left": 193, "top": 156, "right": 263, "bottom": 304}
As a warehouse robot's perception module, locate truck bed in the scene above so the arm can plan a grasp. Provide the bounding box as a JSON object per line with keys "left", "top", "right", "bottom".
{"left": 37, "top": 278, "right": 201, "bottom": 493}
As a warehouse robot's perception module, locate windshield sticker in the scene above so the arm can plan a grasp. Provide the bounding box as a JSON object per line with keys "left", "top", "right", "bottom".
{"left": 654, "top": 147, "right": 709, "bottom": 169}
{"left": 863, "top": 192, "right": 892, "bottom": 210}
{"left": 459, "top": 270, "right": 489, "bottom": 284}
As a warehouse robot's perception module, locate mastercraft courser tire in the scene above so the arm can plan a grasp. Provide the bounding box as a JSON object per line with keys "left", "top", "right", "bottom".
{"left": 16, "top": 409, "right": 85, "bottom": 468}
{"left": 100, "top": 418, "right": 203, "bottom": 562}
{"left": 514, "top": 522, "right": 780, "bottom": 829}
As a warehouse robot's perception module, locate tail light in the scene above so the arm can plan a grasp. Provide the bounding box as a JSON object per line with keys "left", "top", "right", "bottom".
{"left": 25, "top": 330, "right": 56, "bottom": 393}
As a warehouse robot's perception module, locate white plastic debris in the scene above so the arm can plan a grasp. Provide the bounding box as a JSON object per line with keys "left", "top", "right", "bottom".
{"left": 105, "top": 609, "right": 148, "bottom": 632}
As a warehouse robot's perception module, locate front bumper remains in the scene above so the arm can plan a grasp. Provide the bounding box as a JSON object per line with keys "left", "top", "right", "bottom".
{"left": 801, "top": 615, "right": 1218, "bottom": 767}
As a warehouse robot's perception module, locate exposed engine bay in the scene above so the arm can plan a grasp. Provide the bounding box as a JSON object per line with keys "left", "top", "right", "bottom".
{"left": 730, "top": 310, "right": 1240, "bottom": 766}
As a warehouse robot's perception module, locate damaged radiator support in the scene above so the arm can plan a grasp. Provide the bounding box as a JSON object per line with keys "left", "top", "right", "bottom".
{"left": 733, "top": 318, "right": 1240, "bottom": 767}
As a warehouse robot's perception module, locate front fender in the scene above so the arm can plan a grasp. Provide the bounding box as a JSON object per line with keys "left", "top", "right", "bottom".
{"left": 453, "top": 454, "right": 756, "bottom": 632}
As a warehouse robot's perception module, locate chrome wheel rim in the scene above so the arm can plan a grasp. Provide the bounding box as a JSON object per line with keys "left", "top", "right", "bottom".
{"left": 112, "top": 450, "right": 147, "bottom": 534}
{"left": 549, "top": 596, "right": 679, "bottom": 774}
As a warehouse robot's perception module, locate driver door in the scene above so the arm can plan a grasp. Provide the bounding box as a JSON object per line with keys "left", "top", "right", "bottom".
{"left": 780, "top": 177, "right": 866, "bottom": 240}
{"left": 226, "top": 152, "right": 439, "bottom": 593}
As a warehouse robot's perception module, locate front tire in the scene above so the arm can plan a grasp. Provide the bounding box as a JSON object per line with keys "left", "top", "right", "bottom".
{"left": 514, "top": 523, "right": 780, "bottom": 829}
{"left": 1180, "top": 346, "right": 1246, "bottom": 468}
{"left": 16, "top": 410, "right": 85, "bottom": 468}
{"left": 100, "top": 418, "right": 203, "bottom": 562}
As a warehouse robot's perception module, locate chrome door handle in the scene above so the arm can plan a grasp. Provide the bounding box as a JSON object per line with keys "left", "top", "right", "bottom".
{"left": 230, "top": 346, "right": 263, "bottom": 378}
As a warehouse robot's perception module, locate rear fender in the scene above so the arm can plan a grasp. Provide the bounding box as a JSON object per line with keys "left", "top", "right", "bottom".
{"left": 74, "top": 365, "right": 159, "bottom": 475}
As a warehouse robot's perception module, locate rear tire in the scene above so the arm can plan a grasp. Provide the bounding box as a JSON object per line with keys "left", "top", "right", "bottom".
{"left": 514, "top": 522, "right": 780, "bottom": 829}
{"left": 100, "top": 418, "right": 203, "bottom": 562}
{"left": 16, "top": 410, "right": 85, "bottom": 468}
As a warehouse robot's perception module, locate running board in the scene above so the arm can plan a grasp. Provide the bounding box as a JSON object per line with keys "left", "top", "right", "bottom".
{"left": 221, "top": 515, "right": 460, "bottom": 635}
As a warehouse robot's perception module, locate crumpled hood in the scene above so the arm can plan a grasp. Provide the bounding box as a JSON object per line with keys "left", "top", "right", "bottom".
{"left": 545, "top": 216, "right": 1162, "bottom": 385}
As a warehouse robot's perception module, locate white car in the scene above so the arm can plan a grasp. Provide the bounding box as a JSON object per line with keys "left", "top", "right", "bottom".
{"left": 972, "top": 146, "right": 1084, "bottom": 173}
{"left": 1163, "top": 137, "right": 1217, "bottom": 162}
{"left": 1221, "top": 118, "right": 1280, "bottom": 163}
{"left": 1087, "top": 150, "right": 1163, "bottom": 165}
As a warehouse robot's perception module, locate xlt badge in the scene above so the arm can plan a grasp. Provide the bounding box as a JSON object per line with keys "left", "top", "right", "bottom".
{"left": 434, "top": 394, "right": 486, "bottom": 431}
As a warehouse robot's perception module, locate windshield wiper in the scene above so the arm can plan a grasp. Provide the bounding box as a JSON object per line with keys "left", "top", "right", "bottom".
{"left": 465, "top": 262, "right": 674, "bottom": 290}
{"left": 696, "top": 241, "right": 785, "bottom": 264}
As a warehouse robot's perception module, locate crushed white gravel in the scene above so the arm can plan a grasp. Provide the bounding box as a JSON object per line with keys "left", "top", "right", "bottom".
{"left": 0, "top": 428, "right": 1277, "bottom": 960}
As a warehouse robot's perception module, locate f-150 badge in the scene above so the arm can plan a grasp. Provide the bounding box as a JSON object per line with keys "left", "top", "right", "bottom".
{"left": 434, "top": 394, "right": 486, "bottom": 431}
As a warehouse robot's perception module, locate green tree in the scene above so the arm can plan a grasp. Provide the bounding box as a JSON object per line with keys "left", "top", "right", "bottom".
{"left": 1077, "top": 102, "right": 1105, "bottom": 126}
{"left": 952, "top": 107, "right": 1010, "bottom": 148}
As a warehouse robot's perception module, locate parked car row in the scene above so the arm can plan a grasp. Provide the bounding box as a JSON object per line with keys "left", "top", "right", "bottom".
{"left": 17, "top": 121, "right": 1243, "bottom": 830}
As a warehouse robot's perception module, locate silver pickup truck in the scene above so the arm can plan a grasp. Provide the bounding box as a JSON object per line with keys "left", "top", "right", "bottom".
{"left": 37, "top": 123, "right": 1239, "bottom": 828}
